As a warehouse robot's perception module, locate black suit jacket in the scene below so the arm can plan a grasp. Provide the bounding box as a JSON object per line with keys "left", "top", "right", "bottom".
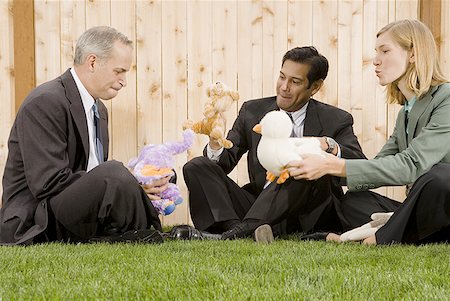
{"left": 211, "top": 96, "right": 366, "bottom": 194}
{"left": 0, "top": 69, "right": 108, "bottom": 245}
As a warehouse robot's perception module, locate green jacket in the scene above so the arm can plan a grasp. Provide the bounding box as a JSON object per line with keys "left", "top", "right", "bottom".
{"left": 346, "top": 83, "right": 450, "bottom": 191}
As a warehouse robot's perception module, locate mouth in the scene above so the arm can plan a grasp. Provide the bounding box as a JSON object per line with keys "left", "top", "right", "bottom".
{"left": 375, "top": 70, "right": 381, "bottom": 77}
{"left": 278, "top": 94, "right": 291, "bottom": 100}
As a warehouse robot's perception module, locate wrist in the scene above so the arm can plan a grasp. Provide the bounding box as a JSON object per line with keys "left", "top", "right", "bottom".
{"left": 325, "top": 137, "right": 338, "bottom": 156}
{"left": 326, "top": 156, "right": 346, "bottom": 177}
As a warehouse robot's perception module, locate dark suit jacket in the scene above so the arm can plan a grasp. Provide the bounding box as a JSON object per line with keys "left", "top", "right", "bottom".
{"left": 0, "top": 69, "right": 108, "bottom": 245}
{"left": 211, "top": 96, "right": 366, "bottom": 195}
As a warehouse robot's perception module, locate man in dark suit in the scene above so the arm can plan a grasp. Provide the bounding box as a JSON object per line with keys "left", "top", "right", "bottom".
{"left": 183, "top": 46, "right": 366, "bottom": 241}
{"left": 0, "top": 26, "right": 165, "bottom": 245}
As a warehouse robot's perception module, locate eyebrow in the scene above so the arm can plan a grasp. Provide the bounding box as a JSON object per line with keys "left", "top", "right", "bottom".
{"left": 115, "top": 68, "right": 128, "bottom": 72}
{"left": 280, "top": 71, "right": 303, "bottom": 81}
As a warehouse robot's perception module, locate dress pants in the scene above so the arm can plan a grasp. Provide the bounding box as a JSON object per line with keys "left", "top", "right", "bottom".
{"left": 183, "top": 156, "right": 343, "bottom": 234}
{"left": 341, "top": 163, "right": 450, "bottom": 244}
{"left": 46, "top": 160, "right": 161, "bottom": 242}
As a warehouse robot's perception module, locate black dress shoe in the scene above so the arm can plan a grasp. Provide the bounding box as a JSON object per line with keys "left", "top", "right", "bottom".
{"left": 170, "top": 225, "right": 204, "bottom": 240}
{"left": 299, "top": 232, "right": 329, "bottom": 241}
{"left": 221, "top": 222, "right": 254, "bottom": 240}
{"left": 90, "top": 229, "right": 164, "bottom": 244}
{"left": 170, "top": 225, "right": 221, "bottom": 240}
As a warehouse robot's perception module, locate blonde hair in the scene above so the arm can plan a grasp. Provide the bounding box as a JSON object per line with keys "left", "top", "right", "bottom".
{"left": 377, "top": 19, "right": 448, "bottom": 104}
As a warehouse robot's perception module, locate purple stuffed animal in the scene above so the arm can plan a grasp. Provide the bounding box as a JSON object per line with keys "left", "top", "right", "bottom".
{"left": 128, "top": 129, "right": 195, "bottom": 215}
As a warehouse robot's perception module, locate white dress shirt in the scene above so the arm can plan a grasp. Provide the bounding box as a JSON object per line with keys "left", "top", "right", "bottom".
{"left": 70, "top": 68, "right": 100, "bottom": 172}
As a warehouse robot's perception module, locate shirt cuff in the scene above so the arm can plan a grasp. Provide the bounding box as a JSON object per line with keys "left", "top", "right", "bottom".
{"left": 336, "top": 144, "right": 342, "bottom": 158}
{"left": 206, "top": 144, "right": 224, "bottom": 162}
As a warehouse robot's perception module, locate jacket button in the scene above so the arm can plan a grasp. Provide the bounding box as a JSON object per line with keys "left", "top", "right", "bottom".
{"left": 356, "top": 185, "right": 362, "bottom": 190}
{"left": 363, "top": 184, "right": 369, "bottom": 189}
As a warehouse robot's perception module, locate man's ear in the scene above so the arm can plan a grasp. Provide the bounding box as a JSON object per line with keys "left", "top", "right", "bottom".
{"left": 310, "top": 79, "right": 324, "bottom": 96}
{"left": 86, "top": 54, "right": 97, "bottom": 71}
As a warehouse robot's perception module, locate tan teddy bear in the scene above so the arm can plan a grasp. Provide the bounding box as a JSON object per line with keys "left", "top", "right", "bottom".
{"left": 183, "top": 81, "right": 239, "bottom": 149}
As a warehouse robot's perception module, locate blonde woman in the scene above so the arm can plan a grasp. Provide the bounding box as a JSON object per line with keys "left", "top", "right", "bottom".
{"left": 289, "top": 19, "right": 450, "bottom": 244}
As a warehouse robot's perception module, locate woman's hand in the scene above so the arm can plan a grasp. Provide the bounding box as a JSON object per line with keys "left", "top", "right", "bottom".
{"left": 286, "top": 153, "right": 346, "bottom": 181}
{"left": 141, "top": 176, "right": 171, "bottom": 200}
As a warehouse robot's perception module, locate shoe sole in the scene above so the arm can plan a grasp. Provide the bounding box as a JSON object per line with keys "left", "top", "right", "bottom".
{"left": 108, "top": 229, "right": 164, "bottom": 244}
{"left": 254, "top": 224, "right": 274, "bottom": 244}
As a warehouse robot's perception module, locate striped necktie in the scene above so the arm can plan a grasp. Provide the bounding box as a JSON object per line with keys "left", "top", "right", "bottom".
{"left": 92, "top": 102, "right": 104, "bottom": 163}
{"left": 286, "top": 112, "right": 296, "bottom": 137}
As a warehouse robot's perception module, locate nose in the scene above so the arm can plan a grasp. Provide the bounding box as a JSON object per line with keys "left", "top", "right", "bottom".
{"left": 119, "top": 74, "right": 127, "bottom": 88}
{"left": 373, "top": 55, "right": 380, "bottom": 66}
{"left": 280, "top": 78, "right": 289, "bottom": 91}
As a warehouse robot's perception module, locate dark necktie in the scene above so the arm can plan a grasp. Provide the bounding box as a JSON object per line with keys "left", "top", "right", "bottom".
{"left": 92, "top": 102, "right": 104, "bottom": 163}
{"left": 286, "top": 112, "right": 296, "bottom": 137}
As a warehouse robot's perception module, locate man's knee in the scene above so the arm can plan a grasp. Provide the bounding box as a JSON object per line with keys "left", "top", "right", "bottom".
{"left": 94, "top": 160, "right": 137, "bottom": 185}
{"left": 183, "top": 156, "right": 214, "bottom": 177}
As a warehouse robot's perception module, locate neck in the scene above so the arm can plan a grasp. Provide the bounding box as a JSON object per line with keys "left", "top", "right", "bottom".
{"left": 73, "top": 65, "right": 97, "bottom": 99}
{"left": 397, "top": 78, "right": 415, "bottom": 101}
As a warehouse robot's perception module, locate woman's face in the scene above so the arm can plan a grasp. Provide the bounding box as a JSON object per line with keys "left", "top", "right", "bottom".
{"left": 373, "top": 31, "right": 412, "bottom": 86}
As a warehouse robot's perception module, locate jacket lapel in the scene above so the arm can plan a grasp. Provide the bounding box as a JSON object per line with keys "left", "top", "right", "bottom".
{"left": 61, "top": 69, "right": 90, "bottom": 160}
{"left": 406, "top": 86, "right": 438, "bottom": 145}
{"left": 303, "top": 99, "right": 324, "bottom": 136}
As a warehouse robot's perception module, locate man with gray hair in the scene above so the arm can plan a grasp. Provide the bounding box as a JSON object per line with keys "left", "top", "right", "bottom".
{"left": 0, "top": 26, "right": 166, "bottom": 245}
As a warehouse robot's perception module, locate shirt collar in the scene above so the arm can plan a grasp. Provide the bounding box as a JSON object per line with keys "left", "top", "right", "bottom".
{"left": 281, "top": 101, "right": 309, "bottom": 126}
{"left": 70, "top": 68, "right": 96, "bottom": 114}
{"left": 405, "top": 96, "right": 416, "bottom": 113}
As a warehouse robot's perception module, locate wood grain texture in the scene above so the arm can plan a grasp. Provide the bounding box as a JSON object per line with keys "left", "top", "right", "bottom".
{"left": 6, "top": 0, "right": 442, "bottom": 220}
{"left": 0, "top": 0, "right": 15, "bottom": 207}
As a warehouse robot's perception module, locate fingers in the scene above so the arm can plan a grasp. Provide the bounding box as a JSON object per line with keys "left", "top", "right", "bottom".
{"left": 141, "top": 176, "right": 171, "bottom": 196}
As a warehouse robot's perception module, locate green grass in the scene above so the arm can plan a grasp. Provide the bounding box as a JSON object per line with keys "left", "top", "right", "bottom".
{"left": 1, "top": 239, "right": 449, "bottom": 300}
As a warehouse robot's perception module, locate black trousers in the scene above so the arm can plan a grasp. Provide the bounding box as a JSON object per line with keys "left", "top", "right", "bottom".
{"left": 46, "top": 160, "right": 161, "bottom": 242}
{"left": 183, "top": 156, "right": 343, "bottom": 234}
{"left": 341, "top": 163, "right": 450, "bottom": 244}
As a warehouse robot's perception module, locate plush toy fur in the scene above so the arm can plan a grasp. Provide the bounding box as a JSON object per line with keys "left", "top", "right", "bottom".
{"left": 253, "top": 110, "right": 325, "bottom": 184}
{"left": 128, "top": 129, "right": 195, "bottom": 215}
{"left": 183, "top": 81, "right": 239, "bottom": 149}
{"left": 340, "top": 212, "right": 394, "bottom": 242}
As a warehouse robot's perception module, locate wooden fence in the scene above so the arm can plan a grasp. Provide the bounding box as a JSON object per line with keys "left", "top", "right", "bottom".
{"left": 1, "top": 0, "right": 449, "bottom": 226}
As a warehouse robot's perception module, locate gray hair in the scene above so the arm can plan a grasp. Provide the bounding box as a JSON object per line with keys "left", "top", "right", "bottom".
{"left": 74, "top": 26, "right": 133, "bottom": 65}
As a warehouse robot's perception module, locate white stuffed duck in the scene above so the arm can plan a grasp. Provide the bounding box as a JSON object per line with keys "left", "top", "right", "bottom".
{"left": 253, "top": 110, "right": 325, "bottom": 184}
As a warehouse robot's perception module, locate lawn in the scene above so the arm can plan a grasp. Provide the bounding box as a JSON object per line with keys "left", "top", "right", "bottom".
{"left": 0, "top": 239, "right": 448, "bottom": 300}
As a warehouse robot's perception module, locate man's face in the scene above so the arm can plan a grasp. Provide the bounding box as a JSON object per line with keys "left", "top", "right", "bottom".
{"left": 90, "top": 41, "right": 133, "bottom": 100}
{"left": 276, "top": 60, "right": 321, "bottom": 112}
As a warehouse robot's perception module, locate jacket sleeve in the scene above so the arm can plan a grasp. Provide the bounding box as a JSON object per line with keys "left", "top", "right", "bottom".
{"left": 346, "top": 91, "right": 450, "bottom": 191}
{"left": 333, "top": 112, "right": 366, "bottom": 160}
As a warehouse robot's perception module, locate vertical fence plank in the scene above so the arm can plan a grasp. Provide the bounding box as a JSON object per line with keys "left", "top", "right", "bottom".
{"left": 110, "top": 1, "right": 137, "bottom": 164}
{"left": 287, "top": 0, "right": 313, "bottom": 49}
{"left": 60, "top": 1, "right": 85, "bottom": 71}
{"left": 213, "top": 0, "right": 240, "bottom": 183}
{"left": 0, "top": 0, "right": 15, "bottom": 207}
{"left": 262, "top": 0, "right": 287, "bottom": 97}
{"left": 236, "top": 0, "right": 263, "bottom": 185}
{"left": 312, "top": 0, "right": 338, "bottom": 106}
{"left": 136, "top": 0, "right": 162, "bottom": 147}
{"left": 34, "top": 0, "right": 60, "bottom": 85}
{"left": 161, "top": 0, "right": 188, "bottom": 225}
